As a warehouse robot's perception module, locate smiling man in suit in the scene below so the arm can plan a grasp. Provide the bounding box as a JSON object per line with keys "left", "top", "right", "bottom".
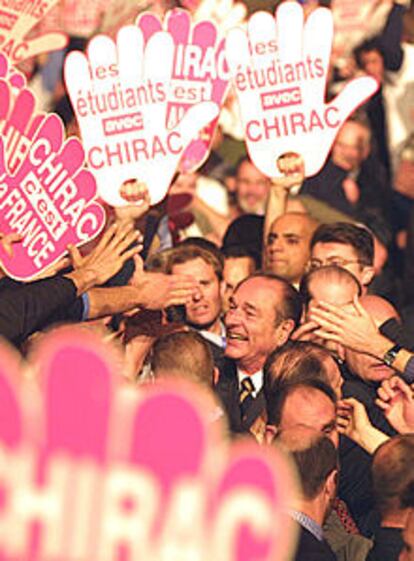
{"left": 216, "top": 272, "right": 302, "bottom": 435}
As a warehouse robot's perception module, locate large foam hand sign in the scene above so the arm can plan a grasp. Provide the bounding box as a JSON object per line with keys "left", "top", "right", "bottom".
{"left": 0, "top": 328, "right": 298, "bottom": 561}
{"left": 0, "top": 112, "right": 106, "bottom": 281}
{"left": 137, "top": 9, "right": 230, "bottom": 173}
{"left": 226, "top": 2, "right": 379, "bottom": 178}
{"left": 65, "top": 26, "right": 219, "bottom": 207}
{"left": 0, "top": 0, "right": 67, "bottom": 64}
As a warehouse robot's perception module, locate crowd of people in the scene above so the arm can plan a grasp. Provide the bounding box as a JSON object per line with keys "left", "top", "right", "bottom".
{"left": 1, "top": 0, "right": 414, "bottom": 560}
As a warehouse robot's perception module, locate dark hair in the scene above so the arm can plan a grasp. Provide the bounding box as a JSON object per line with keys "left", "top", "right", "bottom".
{"left": 151, "top": 331, "right": 214, "bottom": 387}
{"left": 166, "top": 244, "right": 224, "bottom": 281}
{"left": 299, "top": 265, "right": 362, "bottom": 308}
{"left": 238, "top": 272, "right": 303, "bottom": 328}
{"left": 401, "top": 480, "right": 414, "bottom": 510}
{"left": 221, "top": 245, "right": 258, "bottom": 265}
{"left": 354, "top": 38, "right": 384, "bottom": 69}
{"left": 264, "top": 341, "right": 336, "bottom": 411}
{"left": 310, "top": 222, "right": 374, "bottom": 266}
{"left": 180, "top": 238, "right": 224, "bottom": 266}
{"left": 267, "top": 378, "right": 337, "bottom": 426}
{"left": 276, "top": 430, "right": 338, "bottom": 500}
{"left": 373, "top": 435, "right": 414, "bottom": 517}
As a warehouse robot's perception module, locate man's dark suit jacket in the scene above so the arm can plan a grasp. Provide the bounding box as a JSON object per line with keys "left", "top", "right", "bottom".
{"left": 366, "top": 527, "right": 403, "bottom": 561}
{"left": 294, "top": 525, "right": 337, "bottom": 561}
{"left": 215, "top": 357, "right": 265, "bottom": 434}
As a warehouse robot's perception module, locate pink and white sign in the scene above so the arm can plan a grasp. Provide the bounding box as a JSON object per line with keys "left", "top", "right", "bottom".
{"left": 137, "top": 9, "right": 230, "bottom": 172}
{"left": 226, "top": 3, "right": 379, "bottom": 178}
{"left": 0, "top": 0, "right": 67, "bottom": 64}
{"left": 0, "top": 112, "right": 106, "bottom": 281}
{"left": 0, "top": 328, "right": 298, "bottom": 561}
{"left": 64, "top": 26, "right": 218, "bottom": 207}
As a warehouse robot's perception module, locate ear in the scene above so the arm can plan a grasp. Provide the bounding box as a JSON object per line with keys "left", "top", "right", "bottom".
{"left": 219, "top": 280, "right": 226, "bottom": 300}
{"left": 325, "top": 469, "right": 338, "bottom": 501}
{"left": 275, "top": 319, "right": 296, "bottom": 346}
{"left": 212, "top": 366, "right": 220, "bottom": 386}
{"left": 265, "top": 424, "right": 277, "bottom": 444}
{"left": 360, "top": 265, "right": 375, "bottom": 286}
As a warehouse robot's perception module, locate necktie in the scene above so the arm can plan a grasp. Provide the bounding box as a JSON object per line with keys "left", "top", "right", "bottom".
{"left": 239, "top": 377, "right": 255, "bottom": 416}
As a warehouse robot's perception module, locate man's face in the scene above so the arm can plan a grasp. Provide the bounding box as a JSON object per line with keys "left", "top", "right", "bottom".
{"left": 266, "top": 214, "right": 313, "bottom": 284}
{"left": 236, "top": 160, "right": 271, "bottom": 215}
{"left": 223, "top": 256, "right": 256, "bottom": 312}
{"left": 332, "top": 122, "right": 370, "bottom": 172}
{"left": 225, "top": 277, "right": 288, "bottom": 373}
{"left": 310, "top": 242, "right": 372, "bottom": 287}
{"left": 400, "top": 509, "right": 414, "bottom": 561}
{"left": 171, "top": 258, "right": 222, "bottom": 330}
{"left": 279, "top": 387, "right": 339, "bottom": 447}
{"left": 360, "top": 49, "right": 385, "bottom": 83}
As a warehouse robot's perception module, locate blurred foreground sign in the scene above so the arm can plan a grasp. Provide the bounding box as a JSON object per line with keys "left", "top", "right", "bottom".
{"left": 0, "top": 327, "right": 298, "bottom": 561}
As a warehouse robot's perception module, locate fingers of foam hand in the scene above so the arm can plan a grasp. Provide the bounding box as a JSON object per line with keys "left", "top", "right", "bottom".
{"left": 0, "top": 344, "right": 22, "bottom": 447}
{"left": 193, "top": 20, "right": 217, "bottom": 49}
{"left": 64, "top": 51, "right": 92, "bottom": 100}
{"left": 247, "top": 11, "right": 277, "bottom": 63}
{"left": 226, "top": 27, "right": 250, "bottom": 74}
{"left": 144, "top": 31, "right": 174, "bottom": 83}
{"left": 276, "top": 2, "right": 304, "bottom": 63}
{"left": 38, "top": 331, "right": 114, "bottom": 461}
{"left": 329, "top": 76, "right": 379, "bottom": 124}
{"left": 176, "top": 101, "right": 219, "bottom": 147}
{"left": 87, "top": 34, "right": 118, "bottom": 94}
{"left": 54, "top": 136, "right": 85, "bottom": 175}
{"left": 10, "top": 89, "right": 36, "bottom": 135}
{"left": 303, "top": 8, "right": 333, "bottom": 75}
{"left": 117, "top": 25, "right": 144, "bottom": 85}
{"left": 136, "top": 12, "right": 163, "bottom": 42}
{"left": 165, "top": 9, "right": 191, "bottom": 44}
{"left": 0, "top": 79, "right": 10, "bottom": 121}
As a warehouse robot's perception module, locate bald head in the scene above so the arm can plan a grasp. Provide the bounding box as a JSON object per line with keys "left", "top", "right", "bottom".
{"left": 266, "top": 212, "right": 319, "bottom": 285}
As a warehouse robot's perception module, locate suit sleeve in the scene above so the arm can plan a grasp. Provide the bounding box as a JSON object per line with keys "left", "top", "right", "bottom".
{"left": 0, "top": 276, "right": 81, "bottom": 345}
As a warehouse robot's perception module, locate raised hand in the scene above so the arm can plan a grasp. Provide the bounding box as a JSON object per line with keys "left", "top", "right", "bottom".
{"left": 226, "top": 2, "right": 379, "bottom": 178}
{"left": 376, "top": 376, "right": 414, "bottom": 434}
{"left": 65, "top": 25, "right": 218, "bottom": 207}
{"left": 0, "top": 1, "right": 67, "bottom": 64}
{"left": 0, "top": 113, "right": 106, "bottom": 280}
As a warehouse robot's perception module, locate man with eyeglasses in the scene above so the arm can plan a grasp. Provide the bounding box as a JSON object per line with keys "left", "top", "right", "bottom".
{"left": 308, "top": 221, "right": 414, "bottom": 351}
{"left": 309, "top": 222, "right": 376, "bottom": 293}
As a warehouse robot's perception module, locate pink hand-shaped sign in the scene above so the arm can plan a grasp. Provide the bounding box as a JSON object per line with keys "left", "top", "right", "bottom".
{"left": 0, "top": 0, "right": 67, "bottom": 64}
{"left": 64, "top": 25, "right": 218, "bottom": 207}
{"left": 137, "top": 9, "right": 230, "bottom": 172}
{"left": 226, "top": 2, "right": 379, "bottom": 178}
{"left": 0, "top": 328, "right": 299, "bottom": 561}
{"left": 0, "top": 112, "right": 106, "bottom": 280}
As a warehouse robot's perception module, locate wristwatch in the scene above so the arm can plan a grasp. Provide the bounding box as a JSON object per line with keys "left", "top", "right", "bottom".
{"left": 383, "top": 344, "right": 403, "bottom": 367}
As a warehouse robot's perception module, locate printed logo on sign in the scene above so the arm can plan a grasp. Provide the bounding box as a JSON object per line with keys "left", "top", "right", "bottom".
{"left": 261, "top": 87, "right": 302, "bottom": 110}
{"left": 0, "top": 10, "right": 17, "bottom": 30}
{"left": 102, "top": 112, "right": 144, "bottom": 136}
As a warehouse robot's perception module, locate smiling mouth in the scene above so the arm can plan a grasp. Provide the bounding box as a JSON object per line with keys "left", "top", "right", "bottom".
{"left": 227, "top": 332, "right": 248, "bottom": 341}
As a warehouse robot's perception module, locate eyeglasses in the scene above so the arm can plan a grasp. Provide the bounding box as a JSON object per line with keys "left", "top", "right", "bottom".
{"left": 309, "top": 258, "right": 363, "bottom": 270}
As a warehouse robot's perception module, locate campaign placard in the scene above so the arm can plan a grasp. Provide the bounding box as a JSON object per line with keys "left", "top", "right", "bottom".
{"left": 65, "top": 26, "right": 218, "bottom": 207}
{"left": 0, "top": 110, "right": 106, "bottom": 281}
{"left": 0, "top": 327, "right": 299, "bottom": 561}
{"left": 226, "top": 3, "right": 379, "bottom": 178}
{"left": 0, "top": 0, "right": 67, "bottom": 64}
{"left": 137, "top": 9, "right": 230, "bottom": 173}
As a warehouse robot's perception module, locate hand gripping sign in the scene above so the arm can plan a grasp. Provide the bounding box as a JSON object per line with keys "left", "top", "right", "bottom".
{"left": 0, "top": 0, "right": 67, "bottom": 64}
{"left": 64, "top": 26, "right": 219, "bottom": 207}
{"left": 0, "top": 327, "right": 299, "bottom": 561}
{"left": 137, "top": 9, "right": 230, "bottom": 172}
{"left": 226, "top": 2, "right": 379, "bottom": 178}
{"left": 0, "top": 111, "right": 106, "bottom": 281}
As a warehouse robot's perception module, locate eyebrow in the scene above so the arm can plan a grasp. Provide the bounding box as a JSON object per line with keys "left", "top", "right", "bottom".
{"left": 244, "top": 302, "right": 258, "bottom": 314}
